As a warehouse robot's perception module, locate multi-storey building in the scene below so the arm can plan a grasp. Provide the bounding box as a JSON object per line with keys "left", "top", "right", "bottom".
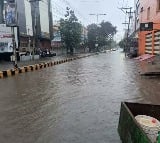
{"left": 0, "top": 0, "right": 53, "bottom": 60}
{"left": 138, "top": 0, "right": 160, "bottom": 55}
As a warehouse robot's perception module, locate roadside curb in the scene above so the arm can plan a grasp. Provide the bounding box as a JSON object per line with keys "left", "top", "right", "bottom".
{"left": 0, "top": 54, "right": 95, "bottom": 79}
{"left": 140, "top": 71, "right": 160, "bottom": 77}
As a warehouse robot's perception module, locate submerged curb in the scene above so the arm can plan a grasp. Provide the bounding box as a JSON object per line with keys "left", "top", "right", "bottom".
{"left": 0, "top": 54, "right": 95, "bottom": 79}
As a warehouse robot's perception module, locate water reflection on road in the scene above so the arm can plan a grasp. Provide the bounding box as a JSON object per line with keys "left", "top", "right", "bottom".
{"left": 0, "top": 50, "right": 160, "bottom": 143}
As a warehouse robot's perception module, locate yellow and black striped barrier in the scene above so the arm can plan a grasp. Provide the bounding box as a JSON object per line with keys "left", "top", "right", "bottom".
{"left": 0, "top": 54, "right": 95, "bottom": 78}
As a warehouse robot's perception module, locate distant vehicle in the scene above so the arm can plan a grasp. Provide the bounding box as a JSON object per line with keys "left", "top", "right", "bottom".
{"left": 112, "top": 48, "right": 117, "bottom": 51}
{"left": 19, "top": 51, "right": 31, "bottom": 56}
{"left": 49, "top": 51, "right": 56, "bottom": 56}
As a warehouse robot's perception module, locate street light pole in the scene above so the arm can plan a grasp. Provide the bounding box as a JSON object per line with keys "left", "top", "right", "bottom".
{"left": 89, "top": 13, "right": 106, "bottom": 52}
{"left": 89, "top": 13, "right": 106, "bottom": 24}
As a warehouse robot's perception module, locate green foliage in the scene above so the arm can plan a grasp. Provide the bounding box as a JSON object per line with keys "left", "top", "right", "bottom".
{"left": 119, "top": 38, "right": 127, "bottom": 49}
{"left": 87, "top": 21, "right": 117, "bottom": 51}
{"left": 60, "top": 8, "right": 82, "bottom": 55}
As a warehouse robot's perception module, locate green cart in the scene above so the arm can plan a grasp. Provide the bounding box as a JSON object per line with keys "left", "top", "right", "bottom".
{"left": 118, "top": 102, "right": 160, "bottom": 143}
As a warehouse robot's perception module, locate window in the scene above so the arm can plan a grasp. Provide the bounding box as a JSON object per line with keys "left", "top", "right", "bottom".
{"left": 147, "top": 7, "right": 150, "bottom": 20}
{"left": 157, "top": 0, "right": 160, "bottom": 11}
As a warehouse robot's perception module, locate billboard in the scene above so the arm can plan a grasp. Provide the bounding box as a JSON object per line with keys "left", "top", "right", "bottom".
{"left": 140, "top": 22, "right": 153, "bottom": 31}
{"left": 39, "top": 1, "right": 50, "bottom": 38}
{"left": 24, "top": 0, "right": 33, "bottom": 36}
{"left": 5, "top": 0, "right": 17, "bottom": 27}
{"left": 0, "top": 24, "right": 18, "bottom": 53}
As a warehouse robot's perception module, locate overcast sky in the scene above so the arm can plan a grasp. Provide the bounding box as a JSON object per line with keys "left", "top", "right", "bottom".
{"left": 52, "top": 0, "right": 134, "bottom": 41}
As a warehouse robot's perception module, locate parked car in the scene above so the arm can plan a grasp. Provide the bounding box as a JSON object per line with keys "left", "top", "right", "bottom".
{"left": 128, "top": 47, "right": 138, "bottom": 58}
{"left": 40, "top": 50, "right": 56, "bottom": 57}
{"left": 19, "top": 51, "right": 30, "bottom": 56}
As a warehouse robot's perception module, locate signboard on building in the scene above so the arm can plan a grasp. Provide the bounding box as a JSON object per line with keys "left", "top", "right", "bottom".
{"left": 40, "top": 32, "right": 50, "bottom": 39}
{"left": 5, "top": 0, "right": 17, "bottom": 27}
{"left": 0, "top": 24, "right": 18, "bottom": 53}
{"left": 140, "top": 22, "right": 153, "bottom": 31}
{"left": 39, "top": 1, "right": 50, "bottom": 39}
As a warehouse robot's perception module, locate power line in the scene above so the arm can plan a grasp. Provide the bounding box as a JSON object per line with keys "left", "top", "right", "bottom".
{"left": 27, "top": 0, "right": 90, "bottom": 25}
{"left": 26, "top": 0, "right": 90, "bottom": 25}
{"left": 56, "top": 0, "right": 90, "bottom": 25}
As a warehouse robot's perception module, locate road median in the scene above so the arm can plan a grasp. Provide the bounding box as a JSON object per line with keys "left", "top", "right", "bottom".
{"left": 0, "top": 53, "right": 95, "bottom": 79}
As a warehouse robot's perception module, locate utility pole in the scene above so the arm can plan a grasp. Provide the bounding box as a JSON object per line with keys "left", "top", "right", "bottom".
{"left": 11, "top": 27, "right": 18, "bottom": 68}
{"left": 119, "top": 7, "right": 134, "bottom": 57}
{"left": 89, "top": 13, "right": 106, "bottom": 24}
{"left": 28, "top": 28, "right": 31, "bottom": 60}
{"left": 0, "top": 0, "right": 4, "bottom": 23}
{"left": 29, "top": 0, "right": 41, "bottom": 60}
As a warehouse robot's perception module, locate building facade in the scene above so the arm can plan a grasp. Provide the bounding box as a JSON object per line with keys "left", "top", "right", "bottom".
{"left": 138, "top": 0, "right": 160, "bottom": 55}
{"left": 52, "top": 21, "right": 62, "bottom": 48}
{"left": 38, "top": 0, "right": 52, "bottom": 51}
{"left": 0, "top": 0, "right": 53, "bottom": 60}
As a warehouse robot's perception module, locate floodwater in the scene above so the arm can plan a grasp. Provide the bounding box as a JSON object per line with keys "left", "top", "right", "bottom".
{"left": 0, "top": 50, "right": 160, "bottom": 143}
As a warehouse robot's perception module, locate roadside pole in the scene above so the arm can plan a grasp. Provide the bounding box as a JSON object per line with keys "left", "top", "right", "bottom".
{"left": 28, "top": 28, "right": 31, "bottom": 60}
{"left": 11, "top": 27, "right": 18, "bottom": 68}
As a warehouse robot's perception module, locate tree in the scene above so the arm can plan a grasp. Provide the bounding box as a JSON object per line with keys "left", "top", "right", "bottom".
{"left": 87, "top": 24, "right": 99, "bottom": 52}
{"left": 87, "top": 21, "right": 117, "bottom": 51}
{"left": 60, "top": 8, "right": 82, "bottom": 55}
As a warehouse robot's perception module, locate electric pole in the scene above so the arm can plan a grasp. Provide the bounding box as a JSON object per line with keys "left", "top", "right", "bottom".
{"left": 119, "top": 7, "right": 134, "bottom": 57}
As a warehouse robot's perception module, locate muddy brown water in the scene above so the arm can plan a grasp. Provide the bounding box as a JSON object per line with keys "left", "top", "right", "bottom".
{"left": 0, "top": 50, "right": 160, "bottom": 143}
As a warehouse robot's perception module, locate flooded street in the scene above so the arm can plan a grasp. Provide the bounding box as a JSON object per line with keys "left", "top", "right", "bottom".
{"left": 0, "top": 50, "right": 160, "bottom": 143}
